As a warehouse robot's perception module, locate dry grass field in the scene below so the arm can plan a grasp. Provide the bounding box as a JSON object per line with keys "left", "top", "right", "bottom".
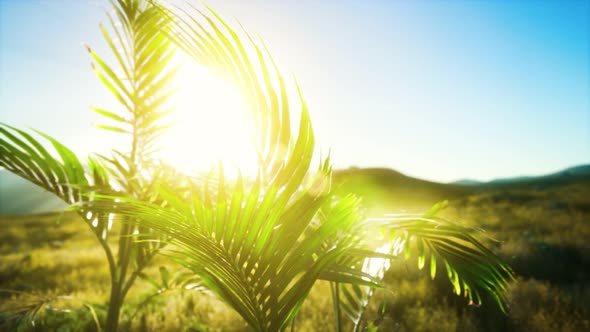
{"left": 1, "top": 168, "right": 589, "bottom": 331}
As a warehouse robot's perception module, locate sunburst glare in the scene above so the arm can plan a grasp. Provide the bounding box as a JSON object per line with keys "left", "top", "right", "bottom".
{"left": 158, "top": 54, "right": 258, "bottom": 178}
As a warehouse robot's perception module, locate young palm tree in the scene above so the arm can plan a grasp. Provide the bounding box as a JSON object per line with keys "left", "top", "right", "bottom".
{"left": 87, "top": 3, "right": 513, "bottom": 331}
{"left": 1, "top": 1, "right": 513, "bottom": 331}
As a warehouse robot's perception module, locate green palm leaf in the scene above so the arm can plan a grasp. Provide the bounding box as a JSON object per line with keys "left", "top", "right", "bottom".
{"left": 88, "top": 0, "right": 177, "bottom": 164}
{"left": 333, "top": 203, "right": 514, "bottom": 330}
{"left": 0, "top": 123, "right": 115, "bottom": 242}
{"left": 380, "top": 210, "right": 514, "bottom": 311}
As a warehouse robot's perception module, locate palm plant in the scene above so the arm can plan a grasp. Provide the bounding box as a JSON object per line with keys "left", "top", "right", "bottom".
{"left": 1, "top": 0, "right": 178, "bottom": 330}
{"left": 84, "top": 3, "right": 513, "bottom": 331}
{"left": 1, "top": 1, "right": 513, "bottom": 331}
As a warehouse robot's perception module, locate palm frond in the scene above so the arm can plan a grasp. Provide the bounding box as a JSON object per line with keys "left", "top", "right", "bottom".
{"left": 371, "top": 201, "right": 514, "bottom": 311}
{"left": 1, "top": 123, "right": 84, "bottom": 203}
{"left": 90, "top": 171, "right": 384, "bottom": 331}
{"left": 328, "top": 203, "right": 513, "bottom": 331}
{"left": 88, "top": 0, "right": 177, "bottom": 165}
{"left": 157, "top": 3, "right": 295, "bottom": 185}
{"left": 0, "top": 123, "right": 119, "bottom": 241}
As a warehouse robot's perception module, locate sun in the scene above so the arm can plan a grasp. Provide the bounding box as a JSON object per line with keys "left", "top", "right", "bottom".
{"left": 158, "top": 54, "right": 258, "bottom": 178}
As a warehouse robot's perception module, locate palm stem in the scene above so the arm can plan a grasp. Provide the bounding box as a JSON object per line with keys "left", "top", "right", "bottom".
{"left": 330, "top": 282, "right": 342, "bottom": 332}
{"left": 105, "top": 2, "right": 148, "bottom": 329}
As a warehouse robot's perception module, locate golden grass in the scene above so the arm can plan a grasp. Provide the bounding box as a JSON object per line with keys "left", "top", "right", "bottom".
{"left": 1, "top": 181, "right": 589, "bottom": 331}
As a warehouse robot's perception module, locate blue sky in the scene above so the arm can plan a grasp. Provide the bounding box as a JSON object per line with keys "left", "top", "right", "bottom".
{"left": 1, "top": 0, "right": 589, "bottom": 182}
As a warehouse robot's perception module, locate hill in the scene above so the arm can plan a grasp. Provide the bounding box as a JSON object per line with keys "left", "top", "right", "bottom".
{"left": 332, "top": 167, "right": 475, "bottom": 213}
{"left": 332, "top": 164, "right": 590, "bottom": 213}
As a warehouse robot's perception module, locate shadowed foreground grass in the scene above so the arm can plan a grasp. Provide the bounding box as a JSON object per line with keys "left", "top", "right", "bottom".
{"left": 1, "top": 180, "right": 589, "bottom": 331}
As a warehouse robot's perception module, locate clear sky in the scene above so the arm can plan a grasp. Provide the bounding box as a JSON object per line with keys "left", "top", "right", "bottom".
{"left": 1, "top": 0, "right": 589, "bottom": 182}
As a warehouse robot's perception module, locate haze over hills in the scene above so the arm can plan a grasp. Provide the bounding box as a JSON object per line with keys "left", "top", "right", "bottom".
{"left": 1, "top": 164, "right": 589, "bottom": 215}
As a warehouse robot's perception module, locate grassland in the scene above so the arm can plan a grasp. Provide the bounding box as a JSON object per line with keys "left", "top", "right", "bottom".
{"left": 1, "top": 168, "right": 589, "bottom": 331}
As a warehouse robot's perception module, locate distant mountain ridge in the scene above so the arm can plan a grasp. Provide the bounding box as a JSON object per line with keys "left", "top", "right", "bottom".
{"left": 1, "top": 164, "right": 589, "bottom": 215}
{"left": 451, "top": 179, "right": 483, "bottom": 186}
{"left": 451, "top": 164, "right": 590, "bottom": 188}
